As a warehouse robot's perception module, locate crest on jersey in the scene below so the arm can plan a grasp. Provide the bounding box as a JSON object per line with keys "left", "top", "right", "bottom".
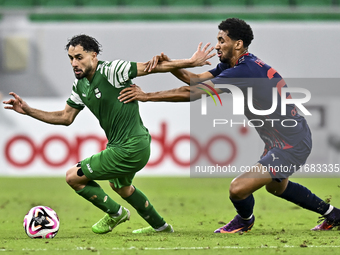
{"left": 94, "top": 88, "right": 101, "bottom": 99}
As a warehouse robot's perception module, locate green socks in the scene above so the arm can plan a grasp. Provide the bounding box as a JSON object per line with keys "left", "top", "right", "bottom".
{"left": 77, "top": 182, "right": 166, "bottom": 229}
{"left": 76, "top": 180, "right": 121, "bottom": 215}
{"left": 124, "top": 187, "right": 166, "bottom": 229}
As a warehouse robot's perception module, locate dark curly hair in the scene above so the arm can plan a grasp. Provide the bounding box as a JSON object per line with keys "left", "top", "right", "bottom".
{"left": 218, "top": 18, "right": 254, "bottom": 48}
{"left": 65, "top": 34, "right": 102, "bottom": 54}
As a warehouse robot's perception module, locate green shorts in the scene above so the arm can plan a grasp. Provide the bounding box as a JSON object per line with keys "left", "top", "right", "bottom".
{"left": 80, "top": 134, "right": 151, "bottom": 188}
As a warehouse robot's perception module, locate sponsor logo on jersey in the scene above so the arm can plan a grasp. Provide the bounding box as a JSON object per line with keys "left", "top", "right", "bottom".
{"left": 86, "top": 163, "right": 93, "bottom": 173}
{"left": 94, "top": 88, "right": 101, "bottom": 99}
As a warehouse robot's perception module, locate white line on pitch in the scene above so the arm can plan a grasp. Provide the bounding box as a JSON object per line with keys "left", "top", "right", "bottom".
{"left": 1, "top": 245, "right": 340, "bottom": 252}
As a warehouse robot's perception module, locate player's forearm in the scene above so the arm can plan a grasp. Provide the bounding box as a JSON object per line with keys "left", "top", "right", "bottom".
{"left": 26, "top": 108, "right": 72, "bottom": 126}
{"left": 151, "top": 59, "right": 195, "bottom": 73}
{"left": 145, "top": 86, "right": 191, "bottom": 102}
{"left": 170, "top": 69, "right": 199, "bottom": 85}
{"left": 171, "top": 70, "right": 214, "bottom": 87}
{"left": 137, "top": 60, "right": 201, "bottom": 78}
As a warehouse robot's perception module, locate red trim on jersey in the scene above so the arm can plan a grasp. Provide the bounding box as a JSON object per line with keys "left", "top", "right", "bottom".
{"left": 236, "top": 53, "right": 249, "bottom": 65}
{"left": 283, "top": 142, "right": 293, "bottom": 150}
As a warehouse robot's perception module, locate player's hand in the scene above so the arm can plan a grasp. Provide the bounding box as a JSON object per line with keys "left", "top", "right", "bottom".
{"left": 118, "top": 84, "right": 148, "bottom": 103}
{"left": 189, "top": 42, "right": 216, "bottom": 67}
{"left": 144, "top": 52, "right": 171, "bottom": 72}
{"left": 2, "top": 92, "right": 29, "bottom": 115}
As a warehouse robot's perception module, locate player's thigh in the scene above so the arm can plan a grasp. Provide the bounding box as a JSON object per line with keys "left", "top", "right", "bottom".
{"left": 109, "top": 173, "right": 136, "bottom": 190}
{"left": 79, "top": 141, "right": 150, "bottom": 181}
{"left": 229, "top": 163, "right": 273, "bottom": 199}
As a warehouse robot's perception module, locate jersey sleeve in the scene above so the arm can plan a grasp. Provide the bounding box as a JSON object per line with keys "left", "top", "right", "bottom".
{"left": 208, "top": 62, "right": 230, "bottom": 77}
{"left": 210, "top": 63, "right": 252, "bottom": 91}
{"left": 66, "top": 80, "right": 85, "bottom": 110}
{"left": 97, "top": 60, "right": 137, "bottom": 88}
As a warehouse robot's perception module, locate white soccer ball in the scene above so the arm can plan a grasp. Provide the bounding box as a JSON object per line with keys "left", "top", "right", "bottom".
{"left": 23, "top": 206, "right": 60, "bottom": 239}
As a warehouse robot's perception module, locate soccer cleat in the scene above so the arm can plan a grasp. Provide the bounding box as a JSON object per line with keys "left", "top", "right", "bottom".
{"left": 92, "top": 207, "right": 130, "bottom": 234}
{"left": 311, "top": 207, "right": 340, "bottom": 231}
{"left": 214, "top": 215, "right": 255, "bottom": 233}
{"left": 132, "top": 224, "right": 174, "bottom": 234}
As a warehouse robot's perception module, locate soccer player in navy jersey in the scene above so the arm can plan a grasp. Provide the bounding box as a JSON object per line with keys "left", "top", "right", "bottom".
{"left": 118, "top": 18, "right": 340, "bottom": 233}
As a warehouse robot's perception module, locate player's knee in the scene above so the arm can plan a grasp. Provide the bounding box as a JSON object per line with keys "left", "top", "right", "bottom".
{"left": 229, "top": 178, "right": 247, "bottom": 200}
{"left": 65, "top": 168, "right": 73, "bottom": 185}
{"left": 113, "top": 185, "right": 135, "bottom": 198}
{"left": 65, "top": 167, "right": 82, "bottom": 190}
{"left": 265, "top": 184, "right": 276, "bottom": 195}
{"left": 65, "top": 171, "right": 76, "bottom": 188}
{"left": 266, "top": 180, "right": 288, "bottom": 196}
{"left": 266, "top": 186, "right": 285, "bottom": 196}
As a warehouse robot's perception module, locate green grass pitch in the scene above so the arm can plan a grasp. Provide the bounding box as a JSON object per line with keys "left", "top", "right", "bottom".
{"left": 0, "top": 177, "right": 340, "bottom": 254}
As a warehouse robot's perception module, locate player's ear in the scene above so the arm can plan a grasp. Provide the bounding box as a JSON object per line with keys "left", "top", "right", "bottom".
{"left": 91, "top": 51, "right": 97, "bottom": 59}
{"left": 235, "top": 40, "right": 244, "bottom": 50}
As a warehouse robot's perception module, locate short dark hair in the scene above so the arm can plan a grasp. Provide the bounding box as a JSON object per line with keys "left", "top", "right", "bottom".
{"left": 218, "top": 18, "right": 254, "bottom": 48}
{"left": 65, "top": 34, "right": 102, "bottom": 54}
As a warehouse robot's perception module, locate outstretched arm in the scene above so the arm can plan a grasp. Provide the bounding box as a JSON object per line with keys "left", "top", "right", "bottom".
{"left": 118, "top": 85, "right": 191, "bottom": 103}
{"left": 141, "top": 52, "right": 214, "bottom": 85}
{"left": 136, "top": 42, "right": 216, "bottom": 77}
{"left": 118, "top": 81, "right": 223, "bottom": 103}
{"left": 3, "top": 92, "right": 80, "bottom": 126}
{"left": 171, "top": 69, "right": 214, "bottom": 85}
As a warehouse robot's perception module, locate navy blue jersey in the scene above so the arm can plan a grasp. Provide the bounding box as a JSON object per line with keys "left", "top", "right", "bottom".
{"left": 209, "top": 53, "right": 311, "bottom": 151}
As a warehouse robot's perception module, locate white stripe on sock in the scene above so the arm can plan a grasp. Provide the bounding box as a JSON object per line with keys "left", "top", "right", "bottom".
{"left": 242, "top": 214, "right": 253, "bottom": 221}
{"left": 323, "top": 205, "right": 334, "bottom": 216}
{"left": 155, "top": 223, "right": 169, "bottom": 232}
{"left": 110, "top": 206, "right": 122, "bottom": 217}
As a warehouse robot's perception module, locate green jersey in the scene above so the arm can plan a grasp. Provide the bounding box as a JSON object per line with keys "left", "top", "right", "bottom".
{"left": 67, "top": 60, "right": 149, "bottom": 146}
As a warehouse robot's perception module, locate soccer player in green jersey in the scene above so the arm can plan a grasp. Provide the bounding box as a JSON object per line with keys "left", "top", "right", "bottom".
{"left": 3, "top": 34, "right": 215, "bottom": 234}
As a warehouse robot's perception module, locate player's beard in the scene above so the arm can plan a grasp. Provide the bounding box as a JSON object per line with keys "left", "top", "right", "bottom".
{"left": 74, "top": 66, "right": 92, "bottom": 80}
{"left": 219, "top": 47, "right": 233, "bottom": 66}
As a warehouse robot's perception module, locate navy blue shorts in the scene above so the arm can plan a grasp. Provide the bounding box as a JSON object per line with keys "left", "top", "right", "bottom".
{"left": 258, "top": 137, "right": 312, "bottom": 182}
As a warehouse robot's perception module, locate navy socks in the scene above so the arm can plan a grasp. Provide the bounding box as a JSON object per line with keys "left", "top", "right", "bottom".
{"left": 230, "top": 194, "right": 255, "bottom": 219}
{"left": 278, "top": 181, "right": 330, "bottom": 215}
{"left": 230, "top": 181, "right": 331, "bottom": 218}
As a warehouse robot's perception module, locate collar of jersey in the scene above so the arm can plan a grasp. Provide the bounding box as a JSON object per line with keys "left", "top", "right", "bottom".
{"left": 236, "top": 53, "right": 250, "bottom": 65}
